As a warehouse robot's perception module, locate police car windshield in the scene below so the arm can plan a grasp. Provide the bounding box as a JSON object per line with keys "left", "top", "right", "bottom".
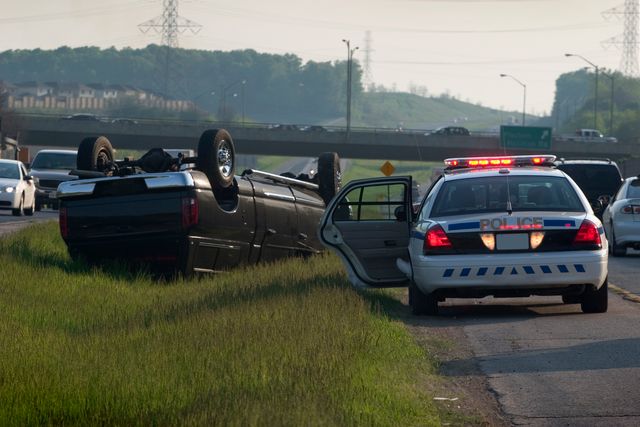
{"left": 430, "top": 175, "right": 585, "bottom": 217}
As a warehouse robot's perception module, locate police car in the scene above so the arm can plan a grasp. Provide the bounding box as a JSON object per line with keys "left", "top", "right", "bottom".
{"left": 319, "top": 155, "right": 609, "bottom": 315}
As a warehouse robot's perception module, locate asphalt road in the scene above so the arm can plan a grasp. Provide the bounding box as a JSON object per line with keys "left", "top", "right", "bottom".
{"left": 0, "top": 209, "right": 58, "bottom": 235}
{"left": 433, "top": 255, "right": 640, "bottom": 426}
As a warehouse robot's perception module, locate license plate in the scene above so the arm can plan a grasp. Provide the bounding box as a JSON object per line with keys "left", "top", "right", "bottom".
{"left": 49, "top": 191, "right": 57, "bottom": 199}
{"left": 496, "top": 233, "right": 528, "bottom": 250}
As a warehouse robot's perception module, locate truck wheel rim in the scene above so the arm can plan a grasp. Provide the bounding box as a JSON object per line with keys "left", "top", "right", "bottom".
{"left": 217, "top": 140, "right": 233, "bottom": 178}
{"left": 96, "top": 149, "right": 110, "bottom": 171}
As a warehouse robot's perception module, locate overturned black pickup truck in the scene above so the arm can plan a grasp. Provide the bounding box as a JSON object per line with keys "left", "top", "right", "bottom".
{"left": 57, "top": 129, "right": 341, "bottom": 274}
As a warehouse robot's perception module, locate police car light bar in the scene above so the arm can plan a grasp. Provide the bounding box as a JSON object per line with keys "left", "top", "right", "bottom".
{"left": 444, "top": 155, "right": 556, "bottom": 169}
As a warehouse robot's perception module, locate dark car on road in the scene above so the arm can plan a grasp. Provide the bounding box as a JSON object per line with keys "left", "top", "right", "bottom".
{"left": 57, "top": 129, "right": 341, "bottom": 275}
{"left": 29, "top": 150, "right": 78, "bottom": 210}
{"left": 555, "top": 159, "right": 623, "bottom": 219}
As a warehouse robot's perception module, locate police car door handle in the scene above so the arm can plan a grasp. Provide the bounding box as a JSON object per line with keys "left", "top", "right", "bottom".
{"left": 266, "top": 228, "right": 277, "bottom": 236}
{"left": 298, "top": 233, "right": 308, "bottom": 240}
{"left": 384, "top": 240, "right": 397, "bottom": 247}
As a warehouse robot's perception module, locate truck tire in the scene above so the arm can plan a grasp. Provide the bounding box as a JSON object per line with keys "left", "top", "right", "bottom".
{"left": 581, "top": 278, "right": 608, "bottom": 313}
{"left": 317, "top": 152, "right": 341, "bottom": 205}
{"left": 77, "top": 136, "right": 114, "bottom": 173}
{"left": 196, "top": 129, "right": 235, "bottom": 189}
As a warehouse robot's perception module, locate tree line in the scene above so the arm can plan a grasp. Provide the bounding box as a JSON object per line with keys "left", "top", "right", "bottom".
{"left": 544, "top": 68, "right": 640, "bottom": 143}
{"left": 0, "top": 45, "right": 362, "bottom": 124}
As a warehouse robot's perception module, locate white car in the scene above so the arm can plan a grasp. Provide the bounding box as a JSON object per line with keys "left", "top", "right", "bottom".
{"left": 602, "top": 176, "right": 640, "bottom": 256}
{"left": 319, "top": 155, "right": 609, "bottom": 315}
{"left": 0, "top": 159, "right": 37, "bottom": 216}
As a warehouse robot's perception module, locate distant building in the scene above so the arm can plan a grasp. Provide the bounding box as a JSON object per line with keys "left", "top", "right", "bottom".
{"left": 3, "top": 80, "right": 195, "bottom": 113}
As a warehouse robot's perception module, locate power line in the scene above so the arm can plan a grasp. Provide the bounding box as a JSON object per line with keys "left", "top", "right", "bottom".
{"left": 0, "top": 1, "right": 148, "bottom": 24}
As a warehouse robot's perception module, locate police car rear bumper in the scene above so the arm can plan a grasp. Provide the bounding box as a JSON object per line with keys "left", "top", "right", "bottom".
{"left": 405, "top": 249, "right": 607, "bottom": 294}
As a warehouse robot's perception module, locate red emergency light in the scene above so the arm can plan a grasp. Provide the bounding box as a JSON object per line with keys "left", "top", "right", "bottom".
{"left": 444, "top": 155, "right": 555, "bottom": 169}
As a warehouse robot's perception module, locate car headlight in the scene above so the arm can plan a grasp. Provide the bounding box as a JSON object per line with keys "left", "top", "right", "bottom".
{"left": 3, "top": 186, "right": 15, "bottom": 193}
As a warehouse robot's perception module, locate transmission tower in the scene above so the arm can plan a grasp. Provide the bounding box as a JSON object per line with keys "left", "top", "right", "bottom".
{"left": 138, "top": 0, "right": 201, "bottom": 48}
{"left": 139, "top": 1, "right": 202, "bottom": 97}
{"left": 603, "top": 0, "right": 639, "bottom": 77}
{"left": 362, "top": 31, "right": 374, "bottom": 91}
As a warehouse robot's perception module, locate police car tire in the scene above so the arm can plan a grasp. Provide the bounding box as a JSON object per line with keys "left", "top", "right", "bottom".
{"left": 580, "top": 278, "right": 608, "bottom": 314}
{"left": 610, "top": 227, "right": 626, "bottom": 257}
{"left": 410, "top": 282, "right": 438, "bottom": 315}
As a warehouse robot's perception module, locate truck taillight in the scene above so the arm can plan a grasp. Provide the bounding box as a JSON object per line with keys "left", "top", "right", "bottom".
{"left": 424, "top": 225, "right": 453, "bottom": 254}
{"left": 59, "top": 207, "right": 68, "bottom": 239}
{"left": 182, "top": 197, "right": 199, "bottom": 229}
{"left": 572, "top": 220, "right": 601, "bottom": 249}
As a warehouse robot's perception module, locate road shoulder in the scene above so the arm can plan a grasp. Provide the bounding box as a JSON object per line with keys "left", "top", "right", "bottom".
{"left": 397, "top": 296, "right": 509, "bottom": 426}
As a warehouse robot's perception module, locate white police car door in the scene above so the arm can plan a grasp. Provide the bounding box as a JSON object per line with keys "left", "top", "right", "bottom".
{"left": 319, "top": 176, "right": 412, "bottom": 288}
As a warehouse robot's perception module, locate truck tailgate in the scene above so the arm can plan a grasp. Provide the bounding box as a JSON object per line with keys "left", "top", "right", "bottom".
{"left": 65, "top": 191, "right": 185, "bottom": 240}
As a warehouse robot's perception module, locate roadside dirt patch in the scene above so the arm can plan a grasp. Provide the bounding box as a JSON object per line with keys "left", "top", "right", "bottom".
{"left": 397, "top": 295, "right": 509, "bottom": 426}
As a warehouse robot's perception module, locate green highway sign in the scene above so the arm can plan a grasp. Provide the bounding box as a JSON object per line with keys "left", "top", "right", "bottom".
{"left": 500, "top": 126, "right": 552, "bottom": 149}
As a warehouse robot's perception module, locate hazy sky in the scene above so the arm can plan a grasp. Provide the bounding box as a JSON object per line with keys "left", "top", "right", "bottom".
{"left": 0, "top": 0, "right": 629, "bottom": 114}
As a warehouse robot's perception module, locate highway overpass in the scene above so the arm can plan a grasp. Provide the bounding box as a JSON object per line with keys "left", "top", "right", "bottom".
{"left": 7, "top": 114, "right": 640, "bottom": 162}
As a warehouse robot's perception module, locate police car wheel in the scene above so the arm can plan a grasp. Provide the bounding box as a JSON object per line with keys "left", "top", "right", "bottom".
{"left": 410, "top": 282, "right": 438, "bottom": 315}
{"left": 580, "top": 279, "right": 608, "bottom": 314}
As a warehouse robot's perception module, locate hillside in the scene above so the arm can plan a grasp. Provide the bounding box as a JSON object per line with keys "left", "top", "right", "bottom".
{"left": 352, "top": 92, "right": 532, "bottom": 131}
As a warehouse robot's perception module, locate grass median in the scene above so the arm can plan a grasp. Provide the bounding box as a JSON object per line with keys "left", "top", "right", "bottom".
{"left": 0, "top": 222, "right": 452, "bottom": 426}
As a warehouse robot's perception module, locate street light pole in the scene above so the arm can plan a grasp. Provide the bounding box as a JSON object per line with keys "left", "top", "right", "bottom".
{"left": 342, "top": 39, "right": 358, "bottom": 138}
{"left": 601, "top": 71, "right": 615, "bottom": 136}
{"left": 499, "top": 74, "right": 526, "bottom": 126}
{"left": 565, "top": 53, "right": 598, "bottom": 131}
{"left": 220, "top": 79, "right": 247, "bottom": 122}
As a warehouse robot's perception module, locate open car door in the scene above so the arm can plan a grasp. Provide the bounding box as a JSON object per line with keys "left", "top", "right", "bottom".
{"left": 319, "top": 176, "right": 413, "bottom": 288}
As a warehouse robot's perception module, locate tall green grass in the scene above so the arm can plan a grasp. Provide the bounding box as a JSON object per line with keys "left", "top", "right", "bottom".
{"left": 0, "top": 223, "right": 448, "bottom": 426}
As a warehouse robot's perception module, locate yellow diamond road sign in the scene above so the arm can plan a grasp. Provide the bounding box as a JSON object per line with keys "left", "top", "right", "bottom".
{"left": 380, "top": 161, "right": 395, "bottom": 176}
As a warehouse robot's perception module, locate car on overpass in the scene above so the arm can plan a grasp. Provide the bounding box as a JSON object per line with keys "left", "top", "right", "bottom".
{"left": 426, "top": 126, "right": 470, "bottom": 136}
{"left": 319, "top": 155, "right": 609, "bottom": 315}
{"left": 61, "top": 113, "right": 102, "bottom": 122}
{"left": 57, "top": 129, "right": 341, "bottom": 275}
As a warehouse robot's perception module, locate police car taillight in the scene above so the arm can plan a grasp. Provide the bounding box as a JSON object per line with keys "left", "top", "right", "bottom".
{"left": 444, "top": 155, "right": 556, "bottom": 169}
{"left": 572, "top": 220, "right": 601, "bottom": 249}
{"left": 424, "top": 225, "right": 453, "bottom": 253}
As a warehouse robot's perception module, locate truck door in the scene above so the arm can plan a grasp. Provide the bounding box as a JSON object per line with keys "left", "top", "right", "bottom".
{"left": 252, "top": 181, "right": 298, "bottom": 262}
